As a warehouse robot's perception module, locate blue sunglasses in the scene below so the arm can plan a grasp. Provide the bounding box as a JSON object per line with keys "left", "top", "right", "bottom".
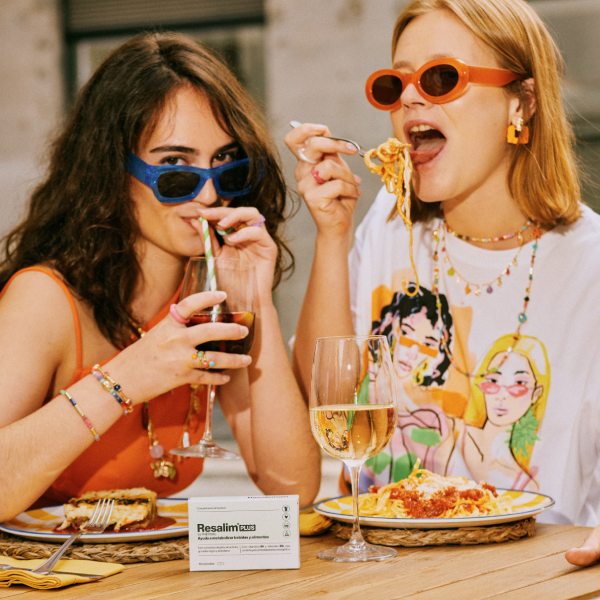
{"left": 127, "top": 153, "right": 255, "bottom": 203}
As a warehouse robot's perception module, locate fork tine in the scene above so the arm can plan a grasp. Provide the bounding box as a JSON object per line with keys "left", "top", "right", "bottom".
{"left": 81, "top": 498, "right": 114, "bottom": 532}
{"left": 88, "top": 498, "right": 114, "bottom": 529}
{"left": 86, "top": 498, "right": 104, "bottom": 527}
{"left": 99, "top": 499, "right": 115, "bottom": 527}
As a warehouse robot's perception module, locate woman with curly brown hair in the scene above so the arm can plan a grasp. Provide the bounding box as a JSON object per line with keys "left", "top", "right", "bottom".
{"left": 0, "top": 31, "right": 319, "bottom": 520}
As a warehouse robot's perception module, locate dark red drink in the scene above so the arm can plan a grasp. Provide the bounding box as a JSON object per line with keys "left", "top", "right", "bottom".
{"left": 188, "top": 311, "right": 255, "bottom": 354}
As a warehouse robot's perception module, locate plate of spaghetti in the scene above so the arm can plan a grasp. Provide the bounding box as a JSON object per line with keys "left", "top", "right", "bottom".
{"left": 314, "top": 465, "right": 554, "bottom": 529}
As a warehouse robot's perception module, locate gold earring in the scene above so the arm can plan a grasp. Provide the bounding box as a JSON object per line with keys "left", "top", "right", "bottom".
{"left": 507, "top": 117, "right": 530, "bottom": 145}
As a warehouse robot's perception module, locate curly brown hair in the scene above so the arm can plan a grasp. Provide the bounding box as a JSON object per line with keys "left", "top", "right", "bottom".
{"left": 0, "top": 32, "right": 293, "bottom": 348}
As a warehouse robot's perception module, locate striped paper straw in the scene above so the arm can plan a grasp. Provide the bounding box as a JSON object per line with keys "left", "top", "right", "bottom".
{"left": 199, "top": 217, "right": 217, "bottom": 292}
{"left": 198, "top": 217, "right": 221, "bottom": 318}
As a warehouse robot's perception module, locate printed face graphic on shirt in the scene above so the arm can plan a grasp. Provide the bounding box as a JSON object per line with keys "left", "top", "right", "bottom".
{"left": 477, "top": 352, "right": 542, "bottom": 427}
{"left": 392, "top": 307, "right": 442, "bottom": 381}
{"left": 363, "top": 279, "right": 551, "bottom": 494}
{"left": 460, "top": 334, "right": 550, "bottom": 490}
{"left": 372, "top": 286, "right": 453, "bottom": 389}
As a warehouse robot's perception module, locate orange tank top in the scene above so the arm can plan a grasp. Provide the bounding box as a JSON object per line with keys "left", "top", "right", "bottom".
{"left": 2, "top": 267, "right": 206, "bottom": 505}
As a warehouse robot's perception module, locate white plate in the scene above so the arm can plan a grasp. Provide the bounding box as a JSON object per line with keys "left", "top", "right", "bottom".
{"left": 314, "top": 489, "right": 554, "bottom": 529}
{"left": 0, "top": 498, "right": 188, "bottom": 543}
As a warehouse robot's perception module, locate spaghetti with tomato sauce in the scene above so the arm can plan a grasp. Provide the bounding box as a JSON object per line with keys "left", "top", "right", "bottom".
{"left": 359, "top": 464, "right": 512, "bottom": 519}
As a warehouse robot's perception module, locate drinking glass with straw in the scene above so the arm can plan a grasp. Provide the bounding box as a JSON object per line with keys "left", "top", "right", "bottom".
{"left": 171, "top": 218, "right": 256, "bottom": 459}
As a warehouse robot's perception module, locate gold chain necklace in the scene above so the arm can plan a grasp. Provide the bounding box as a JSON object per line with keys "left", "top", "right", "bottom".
{"left": 431, "top": 221, "right": 540, "bottom": 378}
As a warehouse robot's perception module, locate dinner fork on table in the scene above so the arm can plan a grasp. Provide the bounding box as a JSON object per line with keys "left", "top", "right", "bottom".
{"left": 31, "top": 498, "right": 115, "bottom": 575}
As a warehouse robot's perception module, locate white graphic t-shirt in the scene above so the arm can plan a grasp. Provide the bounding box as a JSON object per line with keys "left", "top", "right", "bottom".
{"left": 349, "top": 187, "right": 600, "bottom": 526}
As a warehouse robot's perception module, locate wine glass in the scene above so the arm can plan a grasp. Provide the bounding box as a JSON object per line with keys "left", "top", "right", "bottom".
{"left": 310, "top": 335, "right": 398, "bottom": 562}
{"left": 170, "top": 256, "right": 255, "bottom": 460}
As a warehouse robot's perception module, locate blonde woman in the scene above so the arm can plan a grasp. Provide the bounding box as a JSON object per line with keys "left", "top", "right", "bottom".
{"left": 287, "top": 0, "right": 600, "bottom": 566}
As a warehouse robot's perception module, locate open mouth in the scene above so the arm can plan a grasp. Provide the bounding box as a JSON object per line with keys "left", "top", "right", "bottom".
{"left": 408, "top": 124, "right": 446, "bottom": 166}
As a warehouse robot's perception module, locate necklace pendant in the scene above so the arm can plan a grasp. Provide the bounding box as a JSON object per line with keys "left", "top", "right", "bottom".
{"left": 447, "top": 267, "right": 455, "bottom": 276}
{"left": 464, "top": 284, "right": 472, "bottom": 295}
{"left": 151, "top": 458, "right": 177, "bottom": 480}
{"left": 181, "top": 431, "right": 190, "bottom": 448}
{"left": 149, "top": 442, "right": 164, "bottom": 459}
{"left": 486, "top": 285, "right": 494, "bottom": 294}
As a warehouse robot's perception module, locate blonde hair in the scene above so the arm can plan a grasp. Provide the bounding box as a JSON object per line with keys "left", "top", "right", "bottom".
{"left": 393, "top": 0, "right": 581, "bottom": 227}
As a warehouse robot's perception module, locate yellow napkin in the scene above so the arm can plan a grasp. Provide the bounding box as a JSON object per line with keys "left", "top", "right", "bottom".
{"left": 0, "top": 555, "right": 124, "bottom": 589}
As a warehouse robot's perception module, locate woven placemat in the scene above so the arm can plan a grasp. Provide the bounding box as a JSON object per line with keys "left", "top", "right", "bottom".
{"left": 333, "top": 517, "right": 536, "bottom": 547}
{"left": 0, "top": 532, "right": 188, "bottom": 563}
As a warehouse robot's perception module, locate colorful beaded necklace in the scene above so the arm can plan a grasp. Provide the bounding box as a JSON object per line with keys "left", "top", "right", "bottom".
{"left": 444, "top": 218, "right": 533, "bottom": 244}
{"left": 439, "top": 225, "right": 525, "bottom": 296}
{"left": 431, "top": 221, "right": 540, "bottom": 378}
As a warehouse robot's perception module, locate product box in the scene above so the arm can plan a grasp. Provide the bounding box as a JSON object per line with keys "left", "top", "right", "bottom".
{"left": 187, "top": 495, "right": 300, "bottom": 571}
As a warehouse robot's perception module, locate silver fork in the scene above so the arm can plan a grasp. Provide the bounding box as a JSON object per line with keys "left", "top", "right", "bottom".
{"left": 289, "top": 120, "right": 366, "bottom": 156}
{"left": 31, "top": 498, "right": 115, "bottom": 575}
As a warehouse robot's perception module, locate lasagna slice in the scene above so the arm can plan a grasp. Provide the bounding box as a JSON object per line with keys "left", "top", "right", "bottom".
{"left": 58, "top": 487, "right": 157, "bottom": 532}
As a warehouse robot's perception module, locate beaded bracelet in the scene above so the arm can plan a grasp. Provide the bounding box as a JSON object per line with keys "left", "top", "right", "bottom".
{"left": 91, "top": 364, "right": 134, "bottom": 414}
{"left": 60, "top": 389, "right": 101, "bottom": 442}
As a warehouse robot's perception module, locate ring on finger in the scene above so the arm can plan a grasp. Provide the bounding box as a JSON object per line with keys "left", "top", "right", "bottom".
{"left": 297, "top": 145, "right": 317, "bottom": 164}
{"left": 192, "top": 350, "right": 216, "bottom": 369}
{"left": 311, "top": 168, "right": 327, "bottom": 185}
{"left": 170, "top": 303, "right": 189, "bottom": 324}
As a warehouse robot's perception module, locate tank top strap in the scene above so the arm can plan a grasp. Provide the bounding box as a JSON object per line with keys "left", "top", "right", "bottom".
{"left": 2, "top": 266, "right": 84, "bottom": 375}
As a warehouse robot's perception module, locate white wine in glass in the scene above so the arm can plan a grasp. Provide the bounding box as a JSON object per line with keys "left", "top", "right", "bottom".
{"left": 310, "top": 335, "right": 398, "bottom": 562}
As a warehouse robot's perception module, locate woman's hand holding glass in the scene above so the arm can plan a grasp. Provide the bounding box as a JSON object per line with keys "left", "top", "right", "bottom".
{"left": 170, "top": 256, "right": 255, "bottom": 460}
{"left": 104, "top": 290, "right": 250, "bottom": 408}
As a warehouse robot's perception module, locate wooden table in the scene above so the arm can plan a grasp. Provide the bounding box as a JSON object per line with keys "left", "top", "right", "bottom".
{"left": 1, "top": 524, "right": 599, "bottom": 599}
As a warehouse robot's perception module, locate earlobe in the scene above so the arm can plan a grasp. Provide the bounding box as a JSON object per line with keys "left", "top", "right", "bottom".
{"left": 521, "top": 78, "right": 537, "bottom": 118}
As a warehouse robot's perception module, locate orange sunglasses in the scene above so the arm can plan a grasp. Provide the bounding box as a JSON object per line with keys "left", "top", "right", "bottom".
{"left": 365, "top": 57, "right": 521, "bottom": 110}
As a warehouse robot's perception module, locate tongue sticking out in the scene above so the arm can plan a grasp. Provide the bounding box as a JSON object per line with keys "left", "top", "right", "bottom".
{"left": 409, "top": 129, "right": 446, "bottom": 166}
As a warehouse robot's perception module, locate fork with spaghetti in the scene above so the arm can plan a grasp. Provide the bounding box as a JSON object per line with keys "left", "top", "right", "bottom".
{"left": 364, "top": 138, "right": 419, "bottom": 297}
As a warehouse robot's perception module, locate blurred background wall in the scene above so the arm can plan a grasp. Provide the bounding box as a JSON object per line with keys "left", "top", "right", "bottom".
{"left": 1, "top": 0, "right": 599, "bottom": 346}
{"left": 0, "top": 0, "right": 63, "bottom": 235}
